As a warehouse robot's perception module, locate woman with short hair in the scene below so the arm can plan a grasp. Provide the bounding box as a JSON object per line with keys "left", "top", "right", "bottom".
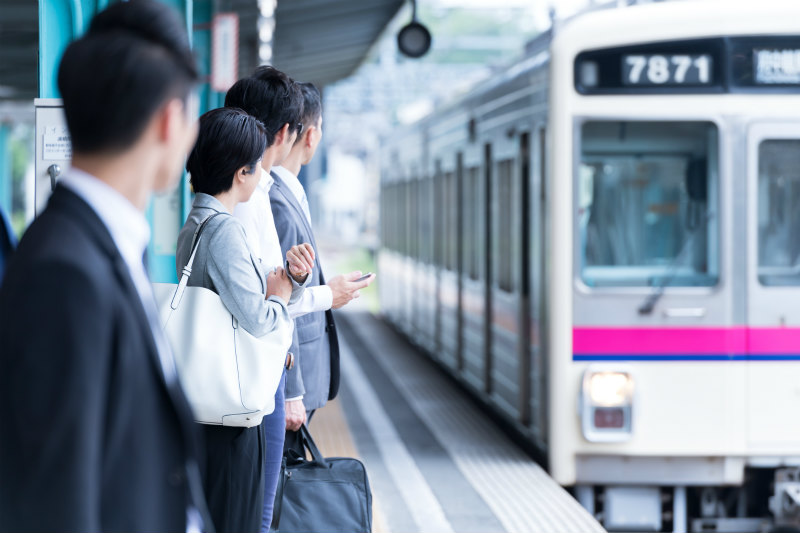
{"left": 176, "top": 107, "right": 312, "bottom": 533}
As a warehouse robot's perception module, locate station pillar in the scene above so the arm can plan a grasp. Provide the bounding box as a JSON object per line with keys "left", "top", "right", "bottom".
{"left": 0, "top": 124, "right": 11, "bottom": 216}
{"left": 37, "top": 0, "right": 202, "bottom": 283}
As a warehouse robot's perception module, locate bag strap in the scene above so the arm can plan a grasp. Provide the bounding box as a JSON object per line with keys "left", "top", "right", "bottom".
{"left": 299, "top": 424, "right": 327, "bottom": 466}
{"left": 169, "top": 211, "right": 224, "bottom": 311}
{"left": 270, "top": 456, "right": 288, "bottom": 532}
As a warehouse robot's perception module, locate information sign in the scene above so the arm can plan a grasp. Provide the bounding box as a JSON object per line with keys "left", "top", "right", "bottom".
{"left": 211, "top": 13, "right": 239, "bottom": 92}
{"left": 754, "top": 49, "right": 800, "bottom": 84}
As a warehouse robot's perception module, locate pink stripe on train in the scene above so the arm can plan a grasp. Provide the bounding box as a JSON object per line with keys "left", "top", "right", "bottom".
{"left": 573, "top": 327, "right": 800, "bottom": 355}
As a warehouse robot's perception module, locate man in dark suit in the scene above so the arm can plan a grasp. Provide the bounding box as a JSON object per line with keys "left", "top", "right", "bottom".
{"left": 0, "top": 2, "right": 210, "bottom": 531}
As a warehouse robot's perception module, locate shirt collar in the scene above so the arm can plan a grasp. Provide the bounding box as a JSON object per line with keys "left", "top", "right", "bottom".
{"left": 257, "top": 166, "right": 274, "bottom": 192}
{"left": 271, "top": 165, "right": 305, "bottom": 205}
{"left": 192, "top": 192, "right": 228, "bottom": 212}
{"left": 60, "top": 168, "right": 150, "bottom": 270}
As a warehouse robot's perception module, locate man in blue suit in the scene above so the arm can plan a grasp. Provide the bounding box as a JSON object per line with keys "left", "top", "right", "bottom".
{"left": 267, "top": 79, "right": 375, "bottom": 433}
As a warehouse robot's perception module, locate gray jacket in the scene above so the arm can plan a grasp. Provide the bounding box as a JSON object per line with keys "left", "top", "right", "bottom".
{"left": 269, "top": 174, "right": 339, "bottom": 411}
{"left": 176, "top": 193, "right": 305, "bottom": 338}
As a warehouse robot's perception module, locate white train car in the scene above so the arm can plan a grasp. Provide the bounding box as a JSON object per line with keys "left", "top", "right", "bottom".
{"left": 379, "top": 1, "right": 800, "bottom": 531}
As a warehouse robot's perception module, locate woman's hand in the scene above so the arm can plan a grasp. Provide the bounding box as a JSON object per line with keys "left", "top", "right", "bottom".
{"left": 266, "top": 267, "right": 293, "bottom": 304}
{"left": 286, "top": 243, "right": 315, "bottom": 282}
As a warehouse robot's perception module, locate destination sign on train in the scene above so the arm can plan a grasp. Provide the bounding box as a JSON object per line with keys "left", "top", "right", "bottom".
{"left": 753, "top": 49, "right": 800, "bottom": 84}
{"left": 577, "top": 37, "right": 800, "bottom": 93}
{"left": 622, "top": 54, "right": 713, "bottom": 86}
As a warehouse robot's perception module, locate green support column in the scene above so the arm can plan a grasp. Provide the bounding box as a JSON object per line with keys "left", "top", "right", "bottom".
{"left": 39, "top": 0, "right": 197, "bottom": 283}
{"left": 145, "top": 0, "right": 192, "bottom": 283}
{"left": 0, "top": 125, "right": 11, "bottom": 216}
{"left": 38, "top": 0, "right": 106, "bottom": 98}
{"left": 187, "top": 0, "right": 215, "bottom": 222}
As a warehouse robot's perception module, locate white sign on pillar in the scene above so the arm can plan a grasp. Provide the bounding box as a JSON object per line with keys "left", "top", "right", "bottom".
{"left": 34, "top": 99, "right": 71, "bottom": 215}
{"left": 211, "top": 13, "right": 239, "bottom": 92}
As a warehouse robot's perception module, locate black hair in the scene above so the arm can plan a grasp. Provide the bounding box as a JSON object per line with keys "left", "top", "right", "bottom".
{"left": 57, "top": 0, "right": 199, "bottom": 154}
{"left": 224, "top": 66, "right": 303, "bottom": 147}
{"left": 186, "top": 107, "right": 267, "bottom": 197}
{"left": 297, "top": 82, "right": 322, "bottom": 129}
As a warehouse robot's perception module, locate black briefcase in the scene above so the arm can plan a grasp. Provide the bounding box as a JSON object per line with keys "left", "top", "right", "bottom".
{"left": 272, "top": 425, "right": 372, "bottom": 533}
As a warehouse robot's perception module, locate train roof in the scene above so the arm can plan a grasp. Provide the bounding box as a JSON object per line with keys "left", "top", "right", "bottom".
{"left": 553, "top": 0, "right": 800, "bottom": 58}
{"left": 385, "top": 0, "right": 800, "bottom": 148}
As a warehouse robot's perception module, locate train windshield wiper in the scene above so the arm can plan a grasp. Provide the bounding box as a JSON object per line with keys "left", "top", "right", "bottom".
{"left": 637, "top": 211, "right": 712, "bottom": 315}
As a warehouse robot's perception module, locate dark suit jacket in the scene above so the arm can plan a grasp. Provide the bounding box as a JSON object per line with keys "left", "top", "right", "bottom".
{"left": 0, "top": 204, "right": 16, "bottom": 281}
{"left": 0, "top": 186, "right": 207, "bottom": 532}
{"left": 269, "top": 173, "right": 339, "bottom": 411}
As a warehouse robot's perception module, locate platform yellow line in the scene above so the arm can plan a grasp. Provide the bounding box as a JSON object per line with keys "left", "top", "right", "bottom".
{"left": 310, "top": 398, "right": 389, "bottom": 533}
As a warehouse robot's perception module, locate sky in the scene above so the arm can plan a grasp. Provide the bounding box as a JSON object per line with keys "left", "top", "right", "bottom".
{"left": 433, "top": 0, "right": 601, "bottom": 16}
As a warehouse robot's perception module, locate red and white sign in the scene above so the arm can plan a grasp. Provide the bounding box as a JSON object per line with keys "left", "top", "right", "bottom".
{"left": 211, "top": 13, "right": 239, "bottom": 92}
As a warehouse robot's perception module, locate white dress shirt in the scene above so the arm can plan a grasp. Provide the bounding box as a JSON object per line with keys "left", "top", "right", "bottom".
{"left": 234, "top": 167, "right": 333, "bottom": 319}
{"left": 272, "top": 165, "right": 311, "bottom": 222}
{"left": 60, "top": 169, "right": 176, "bottom": 383}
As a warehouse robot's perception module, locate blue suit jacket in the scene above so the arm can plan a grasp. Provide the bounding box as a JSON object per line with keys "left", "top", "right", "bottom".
{"left": 269, "top": 173, "right": 339, "bottom": 411}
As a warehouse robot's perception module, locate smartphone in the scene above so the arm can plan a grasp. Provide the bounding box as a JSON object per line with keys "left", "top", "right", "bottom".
{"left": 355, "top": 272, "right": 374, "bottom": 283}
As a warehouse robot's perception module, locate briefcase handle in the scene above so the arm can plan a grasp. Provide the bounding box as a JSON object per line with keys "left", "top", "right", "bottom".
{"left": 299, "top": 424, "right": 327, "bottom": 467}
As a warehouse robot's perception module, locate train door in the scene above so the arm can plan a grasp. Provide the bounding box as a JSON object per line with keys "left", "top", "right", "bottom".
{"left": 573, "top": 120, "right": 740, "bottom": 449}
{"left": 529, "top": 125, "right": 548, "bottom": 449}
{"left": 418, "top": 173, "right": 438, "bottom": 353}
{"left": 461, "top": 147, "right": 487, "bottom": 392}
{"left": 436, "top": 156, "right": 460, "bottom": 371}
{"left": 745, "top": 123, "right": 800, "bottom": 452}
{"left": 400, "top": 175, "right": 414, "bottom": 336}
{"left": 489, "top": 137, "right": 524, "bottom": 421}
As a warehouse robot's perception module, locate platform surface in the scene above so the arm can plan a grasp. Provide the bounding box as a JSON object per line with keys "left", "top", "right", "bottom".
{"left": 310, "top": 310, "right": 606, "bottom": 533}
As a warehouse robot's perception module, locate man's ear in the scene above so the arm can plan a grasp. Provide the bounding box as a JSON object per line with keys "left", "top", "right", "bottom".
{"left": 304, "top": 126, "right": 316, "bottom": 149}
{"left": 274, "top": 123, "right": 291, "bottom": 146}
{"left": 158, "top": 98, "right": 186, "bottom": 144}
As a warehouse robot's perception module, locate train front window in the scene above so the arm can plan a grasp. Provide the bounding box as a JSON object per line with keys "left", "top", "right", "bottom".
{"left": 578, "top": 121, "right": 719, "bottom": 288}
{"left": 757, "top": 140, "right": 800, "bottom": 286}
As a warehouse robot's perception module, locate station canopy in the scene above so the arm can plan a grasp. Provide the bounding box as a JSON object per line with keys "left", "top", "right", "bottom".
{"left": 0, "top": 0, "right": 37, "bottom": 102}
{"left": 0, "top": 0, "right": 403, "bottom": 103}
{"left": 269, "top": 0, "right": 404, "bottom": 87}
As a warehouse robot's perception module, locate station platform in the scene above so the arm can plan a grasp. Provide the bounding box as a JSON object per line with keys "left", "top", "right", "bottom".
{"left": 310, "top": 310, "right": 606, "bottom": 533}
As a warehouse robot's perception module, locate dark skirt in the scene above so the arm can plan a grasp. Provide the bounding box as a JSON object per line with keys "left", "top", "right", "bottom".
{"left": 201, "top": 424, "right": 265, "bottom": 533}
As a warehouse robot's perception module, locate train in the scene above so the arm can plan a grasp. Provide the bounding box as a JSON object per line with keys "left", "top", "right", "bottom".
{"left": 377, "top": 1, "right": 800, "bottom": 531}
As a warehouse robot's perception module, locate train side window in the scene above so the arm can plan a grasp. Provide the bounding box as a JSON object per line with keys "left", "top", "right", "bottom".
{"left": 465, "top": 166, "right": 480, "bottom": 280}
{"left": 497, "top": 158, "right": 515, "bottom": 292}
{"left": 403, "top": 180, "right": 410, "bottom": 256}
{"left": 408, "top": 176, "right": 419, "bottom": 259}
{"left": 383, "top": 183, "right": 391, "bottom": 251}
{"left": 434, "top": 166, "right": 445, "bottom": 267}
{"left": 578, "top": 120, "right": 719, "bottom": 288}
{"left": 442, "top": 170, "right": 456, "bottom": 271}
{"left": 757, "top": 139, "right": 800, "bottom": 286}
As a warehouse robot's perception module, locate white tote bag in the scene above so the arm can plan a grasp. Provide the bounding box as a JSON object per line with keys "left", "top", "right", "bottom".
{"left": 153, "top": 213, "right": 291, "bottom": 427}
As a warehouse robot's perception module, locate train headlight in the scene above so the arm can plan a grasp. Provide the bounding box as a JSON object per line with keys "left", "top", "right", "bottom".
{"left": 581, "top": 369, "right": 634, "bottom": 442}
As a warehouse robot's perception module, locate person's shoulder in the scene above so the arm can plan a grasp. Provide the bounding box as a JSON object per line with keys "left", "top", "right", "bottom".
{"left": 1, "top": 217, "right": 115, "bottom": 313}
{"left": 16, "top": 202, "right": 108, "bottom": 271}
{"left": 206, "top": 213, "right": 248, "bottom": 249}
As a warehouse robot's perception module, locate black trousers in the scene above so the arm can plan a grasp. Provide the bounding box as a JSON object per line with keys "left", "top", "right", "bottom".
{"left": 201, "top": 424, "right": 265, "bottom": 533}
